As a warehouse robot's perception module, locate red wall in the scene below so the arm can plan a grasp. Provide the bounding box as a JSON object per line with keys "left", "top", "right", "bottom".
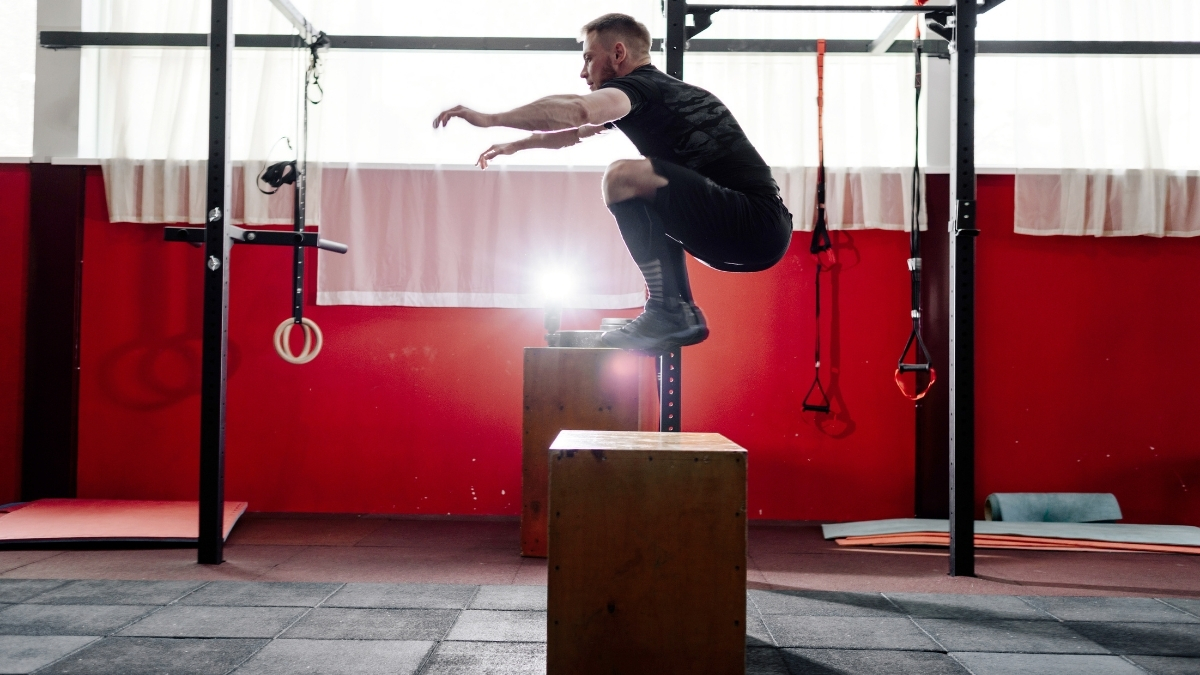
{"left": 3, "top": 168, "right": 1191, "bottom": 525}
{"left": 975, "top": 175, "right": 1200, "bottom": 526}
{"left": 74, "top": 167, "right": 916, "bottom": 520}
{"left": 0, "top": 166, "right": 29, "bottom": 505}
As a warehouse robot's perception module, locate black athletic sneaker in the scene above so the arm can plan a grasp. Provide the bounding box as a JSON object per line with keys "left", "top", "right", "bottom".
{"left": 600, "top": 300, "right": 709, "bottom": 352}
{"left": 683, "top": 302, "right": 710, "bottom": 344}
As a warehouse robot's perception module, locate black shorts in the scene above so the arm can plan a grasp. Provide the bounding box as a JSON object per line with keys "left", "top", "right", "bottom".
{"left": 650, "top": 158, "right": 793, "bottom": 272}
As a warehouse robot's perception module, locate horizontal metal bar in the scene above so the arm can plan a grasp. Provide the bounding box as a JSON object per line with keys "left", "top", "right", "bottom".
{"left": 689, "top": 38, "right": 948, "bottom": 53}
{"left": 690, "top": 40, "right": 1200, "bottom": 55}
{"left": 330, "top": 35, "right": 582, "bottom": 50}
{"left": 163, "top": 226, "right": 347, "bottom": 253}
{"left": 979, "top": 41, "right": 1200, "bottom": 55}
{"left": 39, "top": 31, "right": 309, "bottom": 48}
{"left": 689, "top": 4, "right": 935, "bottom": 11}
{"left": 41, "top": 31, "right": 208, "bottom": 48}
{"left": 41, "top": 32, "right": 1200, "bottom": 55}
{"left": 237, "top": 34, "right": 305, "bottom": 48}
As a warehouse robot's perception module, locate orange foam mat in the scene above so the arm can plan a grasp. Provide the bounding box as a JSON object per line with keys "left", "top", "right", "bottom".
{"left": 835, "top": 533, "right": 1200, "bottom": 555}
{"left": 0, "top": 499, "right": 247, "bottom": 544}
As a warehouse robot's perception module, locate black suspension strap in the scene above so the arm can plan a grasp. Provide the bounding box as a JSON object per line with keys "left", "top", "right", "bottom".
{"left": 803, "top": 39, "right": 835, "bottom": 415}
{"left": 256, "top": 29, "right": 330, "bottom": 364}
{"left": 895, "top": 33, "right": 936, "bottom": 400}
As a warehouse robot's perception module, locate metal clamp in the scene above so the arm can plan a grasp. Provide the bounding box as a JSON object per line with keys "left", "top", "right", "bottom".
{"left": 954, "top": 199, "right": 980, "bottom": 236}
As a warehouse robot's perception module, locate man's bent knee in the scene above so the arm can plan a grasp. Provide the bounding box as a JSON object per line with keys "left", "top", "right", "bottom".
{"left": 603, "top": 159, "right": 667, "bottom": 205}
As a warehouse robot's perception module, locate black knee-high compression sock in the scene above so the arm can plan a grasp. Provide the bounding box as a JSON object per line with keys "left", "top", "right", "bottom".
{"left": 607, "top": 198, "right": 691, "bottom": 308}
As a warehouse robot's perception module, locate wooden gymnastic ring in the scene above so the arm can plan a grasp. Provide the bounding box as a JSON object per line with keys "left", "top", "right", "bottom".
{"left": 273, "top": 317, "right": 323, "bottom": 364}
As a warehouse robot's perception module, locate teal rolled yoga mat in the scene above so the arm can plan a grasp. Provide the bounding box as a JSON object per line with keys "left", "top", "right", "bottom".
{"left": 984, "top": 493, "right": 1122, "bottom": 523}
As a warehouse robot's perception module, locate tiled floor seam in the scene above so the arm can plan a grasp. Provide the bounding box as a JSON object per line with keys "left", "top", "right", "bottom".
{"left": 505, "top": 558, "right": 522, "bottom": 585}
{"left": 877, "top": 592, "right": 905, "bottom": 612}
{"left": 944, "top": 652, "right": 979, "bottom": 675}
{"left": 219, "top": 581, "right": 347, "bottom": 675}
{"left": 745, "top": 589, "right": 778, "bottom": 648}
{"left": 1015, "top": 595, "right": 1063, "bottom": 621}
{"left": 247, "top": 544, "right": 315, "bottom": 581}
{"left": 411, "top": 584, "right": 484, "bottom": 675}
{"left": 0, "top": 553, "right": 68, "bottom": 578}
{"left": 26, "top": 636, "right": 105, "bottom": 675}
{"left": 1155, "top": 597, "right": 1200, "bottom": 620}
{"left": 1118, "top": 654, "right": 1157, "bottom": 674}
{"left": 28, "top": 579, "right": 219, "bottom": 675}
{"left": 905, "top": 615, "right": 950, "bottom": 654}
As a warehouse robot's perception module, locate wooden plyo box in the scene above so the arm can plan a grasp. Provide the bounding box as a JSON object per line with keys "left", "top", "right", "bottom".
{"left": 521, "top": 348, "right": 656, "bottom": 558}
{"left": 547, "top": 430, "right": 748, "bottom": 675}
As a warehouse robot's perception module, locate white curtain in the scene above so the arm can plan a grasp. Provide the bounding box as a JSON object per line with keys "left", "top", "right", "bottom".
{"left": 317, "top": 166, "right": 644, "bottom": 308}
{"left": 87, "top": 0, "right": 320, "bottom": 225}
{"left": 976, "top": 0, "right": 1200, "bottom": 237}
{"left": 687, "top": 52, "right": 927, "bottom": 232}
{"left": 0, "top": 0, "right": 36, "bottom": 159}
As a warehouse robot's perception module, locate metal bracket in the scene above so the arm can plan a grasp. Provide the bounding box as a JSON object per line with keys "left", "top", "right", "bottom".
{"left": 687, "top": 8, "right": 719, "bottom": 39}
{"left": 925, "top": 12, "right": 954, "bottom": 42}
{"left": 953, "top": 200, "right": 979, "bottom": 236}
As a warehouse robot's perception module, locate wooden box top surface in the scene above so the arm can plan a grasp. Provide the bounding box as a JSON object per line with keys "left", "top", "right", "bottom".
{"left": 550, "top": 430, "right": 745, "bottom": 453}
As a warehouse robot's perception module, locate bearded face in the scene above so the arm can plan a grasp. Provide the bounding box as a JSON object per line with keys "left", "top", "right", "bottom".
{"left": 580, "top": 33, "right": 622, "bottom": 91}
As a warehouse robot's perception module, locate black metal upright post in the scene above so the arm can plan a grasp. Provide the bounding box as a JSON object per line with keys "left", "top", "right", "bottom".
{"left": 948, "top": 0, "right": 977, "bottom": 577}
{"left": 199, "top": 0, "right": 234, "bottom": 565}
{"left": 658, "top": 351, "right": 681, "bottom": 432}
{"left": 292, "top": 169, "right": 306, "bottom": 321}
{"left": 658, "top": 0, "right": 688, "bottom": 433}
{"left": 664, "top": 0, "right": 687, "bottom": 79}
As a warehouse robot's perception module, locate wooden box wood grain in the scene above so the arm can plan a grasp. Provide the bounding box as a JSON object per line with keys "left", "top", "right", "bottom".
{"left": 547, "top": 430, "right": 748, "bottom": 675}
{"left": 521, "top": 348, "right": 655, "bottom": 558}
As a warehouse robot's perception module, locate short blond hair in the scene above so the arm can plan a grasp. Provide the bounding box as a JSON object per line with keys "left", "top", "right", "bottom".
{"left": 581, "top": 13, "right": 651, "bottom": 59}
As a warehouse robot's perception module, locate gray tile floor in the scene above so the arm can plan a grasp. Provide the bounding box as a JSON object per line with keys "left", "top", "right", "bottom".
{"left": 0, "top": 580, "right": 1197, "bottom": 674}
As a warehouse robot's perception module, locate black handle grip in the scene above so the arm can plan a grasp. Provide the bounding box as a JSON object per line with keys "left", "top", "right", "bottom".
{"left": 802, "top": 403, "right": 831, "bottom": 414}
{"left": 898, "top": 363, "right": 932, "bottom": 373}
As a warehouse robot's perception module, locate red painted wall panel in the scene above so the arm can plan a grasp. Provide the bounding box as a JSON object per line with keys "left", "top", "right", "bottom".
{"left": 0, "top": 165, "right": 30, "bottom": 504}
{"left": 974, "top": 175, "right": 1200, "bottom": 526}
{"left": 74, "top": 167, "right": 916, "bottom": 519}
{"left": 63, "top": 169, "right": 1200, "bottom": 525}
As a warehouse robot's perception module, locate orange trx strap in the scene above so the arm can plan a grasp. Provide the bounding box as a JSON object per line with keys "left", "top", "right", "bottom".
{"left": 802, "top": 39, "right": 836, "bottom": 414}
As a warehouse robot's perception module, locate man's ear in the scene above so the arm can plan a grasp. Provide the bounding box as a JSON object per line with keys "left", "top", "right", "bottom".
{"left": 613, "top": 41, "right": 627, "bottom": 65}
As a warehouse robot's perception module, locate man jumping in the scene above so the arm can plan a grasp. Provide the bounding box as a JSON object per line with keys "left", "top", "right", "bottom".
{"left": 434, "top": 13, "right": 792, "bottom": 352}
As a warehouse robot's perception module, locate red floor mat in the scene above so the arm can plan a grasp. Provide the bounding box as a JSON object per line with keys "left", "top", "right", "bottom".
{"left": 0, "top": 499, "right": 247, "bottom": 544}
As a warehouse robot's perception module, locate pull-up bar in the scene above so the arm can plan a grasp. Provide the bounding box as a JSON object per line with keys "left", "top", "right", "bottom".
{"left": 689, "top": 4, "right": 933, "bottom": 11}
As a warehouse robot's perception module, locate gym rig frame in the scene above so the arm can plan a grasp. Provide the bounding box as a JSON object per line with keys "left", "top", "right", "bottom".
{"left": 39, "top": 1, "right": 1200, "bottom": 571}
{"left": 664, "top": 0, "right": 985, "bottom": 577}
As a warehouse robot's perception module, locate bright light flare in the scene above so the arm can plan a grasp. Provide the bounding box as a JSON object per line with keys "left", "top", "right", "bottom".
{"left": 537, "top": 266, "right": 576, "bottom": 304}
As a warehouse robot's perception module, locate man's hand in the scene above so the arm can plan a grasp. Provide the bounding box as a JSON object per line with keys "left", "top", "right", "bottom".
{"left": 476, "top": 142, "right": 519, "bottom": 169}
{"left": 433, "top": 106, "right": 494, "bottom": 129}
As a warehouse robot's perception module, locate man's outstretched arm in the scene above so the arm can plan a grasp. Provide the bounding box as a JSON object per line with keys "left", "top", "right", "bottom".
{"left": 475, "top": 125, "right": 606, "bottom": 169}
{"left": 434, "top": 89, "right": 630, "bottom": 132}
